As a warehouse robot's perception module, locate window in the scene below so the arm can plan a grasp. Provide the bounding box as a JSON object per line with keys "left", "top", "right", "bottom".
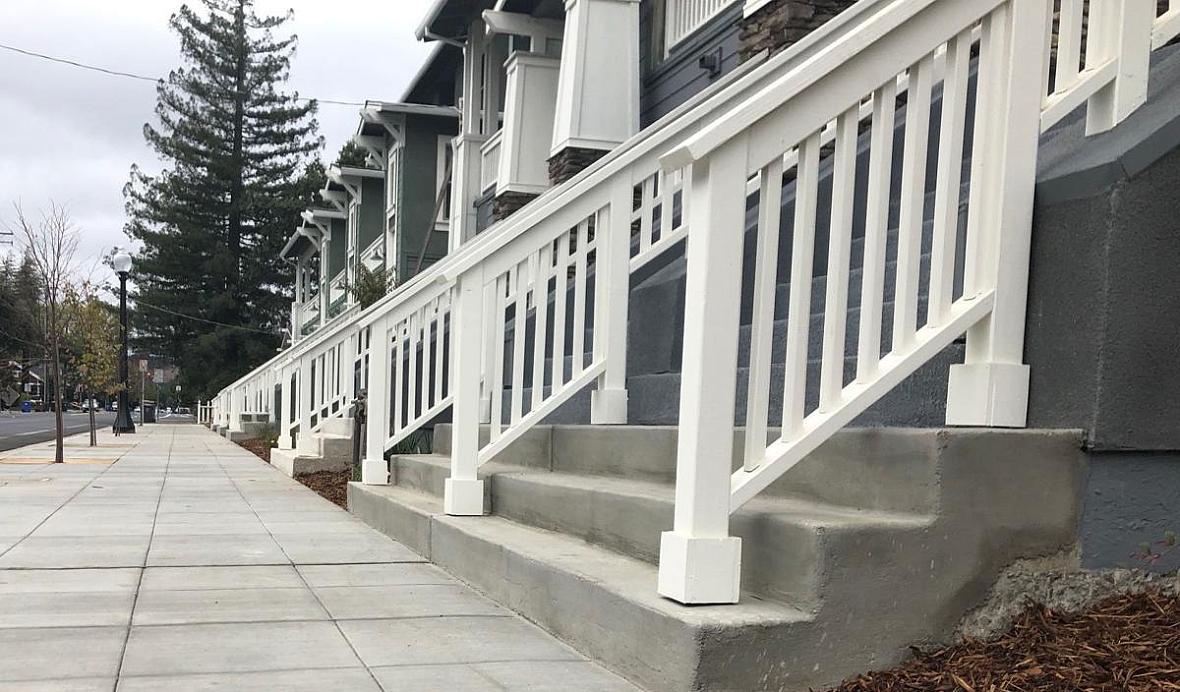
{"left": 386, "top": 144, "right": 399, "bottom": 214}
{"left": 664, "top": 0, "right": 737, "bottom": 51}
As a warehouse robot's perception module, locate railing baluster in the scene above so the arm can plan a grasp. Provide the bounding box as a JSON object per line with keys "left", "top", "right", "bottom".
{"left": 857, "top": 78, "right": 898, "bottom": 382}
{"left": 640, "top": 176, "right": 655, "bottom": 253}
{"left": 571, "top": 220, "right": 589, "bottom": 376}
{"left": 409, "top": 311, "right": 421, "bottom": 424}
{"left": 1058, "top": 0, "right": 1085, "bottom": 90}
{"left": 510, "top": 259, "right": 528, "bottom": 424}
{"left": 489, "top": 274, "right": 507, "bottom": 439}
{"left": 742, "top": 158, "right": 783, "bottom": 472}
{"left": 551, "top": 233, "right": 570, "bottom": 389}
{"left": 782, "top": 134, "right": 820, "bottom": 437}
{"left": 531, "top": 243, "right": 552, "bottom": 412}
{"left": 893, "top": 53, "right": 934, "bottom": 352}
{"left": 434, "top": 295, "right": 446, "bottom": 407}
{"left": 929, "top": 30, "right": 972, "bottom": 329}
{"left": 818, "top": 106, "right": 859, "bottom": 413}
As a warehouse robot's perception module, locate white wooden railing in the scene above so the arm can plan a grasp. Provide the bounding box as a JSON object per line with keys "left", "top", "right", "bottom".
{"left": 212, "top": 0, "right": 1175, "bottom": 605}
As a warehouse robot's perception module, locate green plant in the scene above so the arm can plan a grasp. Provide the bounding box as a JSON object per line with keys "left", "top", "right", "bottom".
{"left": 350, "top": 265, "right": 392, "bottom": 309}
{"left": 263, "top": 422, "right": 281, "bottom": 449}
{"left": 390, "top": 429, "right": 433, "bottom": 455}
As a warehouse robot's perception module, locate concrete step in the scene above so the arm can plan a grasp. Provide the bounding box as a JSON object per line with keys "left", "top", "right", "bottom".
{"left": 347, "top": 481, "right": 814, "bottom": 692}
{"left": 353, "top": 426, "right": 1085, "bottom": 691}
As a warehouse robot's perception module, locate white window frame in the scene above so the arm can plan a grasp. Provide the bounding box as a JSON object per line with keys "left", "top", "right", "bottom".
{"left": 664, "top": 0, "right": 739, "bottom": 52}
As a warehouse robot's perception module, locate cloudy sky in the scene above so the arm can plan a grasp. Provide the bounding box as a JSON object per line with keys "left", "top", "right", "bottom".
{"left": 0, "top": 0, "right": 436, "bottom": 283}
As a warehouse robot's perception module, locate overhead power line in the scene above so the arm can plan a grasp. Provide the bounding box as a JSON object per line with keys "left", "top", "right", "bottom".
{"left": 136, "top": 299, "right": 283, "bottom": 337}
{"left": 0, "top": 41, "right": 366, "bottom": 107}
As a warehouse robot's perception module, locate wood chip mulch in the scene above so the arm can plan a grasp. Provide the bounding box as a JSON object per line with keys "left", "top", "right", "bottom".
{"left": 831, "top": 590, "right": 1180, "bottom": 691}
{"left": 236, "top": 438, "right": 271, "bottom": 463}
{"left": 295, "top": 470, "right": 350, "bottom": 510}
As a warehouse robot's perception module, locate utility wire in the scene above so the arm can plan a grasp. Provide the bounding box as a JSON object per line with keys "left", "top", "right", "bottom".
{"left": 135, "top": 299, "right": 283, "bottom": 337}
{"left": 0, "top": 41, "right": 367, "bottom": 107}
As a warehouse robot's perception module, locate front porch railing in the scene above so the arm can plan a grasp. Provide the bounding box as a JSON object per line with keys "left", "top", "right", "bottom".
{"left": 212, "top": 0, "right": 1174, "bottom": 607}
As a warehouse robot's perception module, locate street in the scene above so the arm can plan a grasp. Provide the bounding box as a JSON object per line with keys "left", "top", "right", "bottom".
{"left": 0, "top": 411, "right": 116, "bottom": 452}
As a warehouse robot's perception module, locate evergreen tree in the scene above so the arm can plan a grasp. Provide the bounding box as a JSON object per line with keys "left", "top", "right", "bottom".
{"left": 124, "top": 0, "right": 324, "bottom": 399}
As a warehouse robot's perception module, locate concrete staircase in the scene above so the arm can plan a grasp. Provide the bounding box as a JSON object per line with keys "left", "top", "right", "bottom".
{"left": 349, "top": 424, "right": 1083, "bottom": 691}
{"left": 270, "top": 417, "right": 354, "bottom": 477}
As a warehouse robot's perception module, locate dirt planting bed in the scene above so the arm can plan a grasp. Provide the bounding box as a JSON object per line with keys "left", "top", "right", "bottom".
{"left": 295, "top": 470, "right": 350, "bottom": 510}
{"left": 831, "top": 587, "right": 1180, "bottom": 691}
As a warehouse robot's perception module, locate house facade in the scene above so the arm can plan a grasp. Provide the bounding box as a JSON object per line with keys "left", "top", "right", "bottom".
{"left": 212, "top": 1, "right": 1180, "bottom": 689}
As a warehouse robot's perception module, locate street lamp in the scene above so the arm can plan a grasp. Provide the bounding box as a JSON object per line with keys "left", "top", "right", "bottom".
{"left": 112, "top": 248, "right": 136, "bottom": 434}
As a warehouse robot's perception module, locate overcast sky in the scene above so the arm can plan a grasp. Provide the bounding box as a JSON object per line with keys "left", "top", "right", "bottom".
{"left": 0, "top": 0, "right": 435, "bottom": 284}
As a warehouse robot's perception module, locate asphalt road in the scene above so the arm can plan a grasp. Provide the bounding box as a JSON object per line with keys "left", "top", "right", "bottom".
{"left": 0, "top": 411, "right": 117, "bottom": 452}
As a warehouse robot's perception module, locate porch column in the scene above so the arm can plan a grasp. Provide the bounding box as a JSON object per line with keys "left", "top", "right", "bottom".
{"left": 550, "top": 0, "right": 640, "bottom": 184}
{"left": 496, "top": 52, "right": 561, "bottom": 207}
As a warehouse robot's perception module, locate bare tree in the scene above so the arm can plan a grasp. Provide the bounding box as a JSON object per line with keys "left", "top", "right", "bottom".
{"left": 5, "top": 202, "right": 79, "bottom": 463}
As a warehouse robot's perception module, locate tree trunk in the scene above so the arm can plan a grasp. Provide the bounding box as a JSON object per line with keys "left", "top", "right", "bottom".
{"left": 88, "top": 393, "right": 96, "bottom": 447}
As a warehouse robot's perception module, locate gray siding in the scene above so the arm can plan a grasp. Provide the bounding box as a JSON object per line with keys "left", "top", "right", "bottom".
{"left": 639, "top": 1, "right": 743, "bottom": 127}
{"left": 327, "top": 218, "right": 347, "bottom": 278}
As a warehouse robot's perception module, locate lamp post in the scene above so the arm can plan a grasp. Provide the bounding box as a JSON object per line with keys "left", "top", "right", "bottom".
{"left": 112, "top": 249, "right": 136, "bottom": 434}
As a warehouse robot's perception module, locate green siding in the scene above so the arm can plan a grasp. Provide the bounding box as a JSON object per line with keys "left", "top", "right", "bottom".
{"left": 359, "top": 178, "right": 385, "bottom": 252}
{"left": 327, "top": 217, "right": 347, "bottom": 279}
{"left": 396, "top": 113, "right": 458, "bottom": 281}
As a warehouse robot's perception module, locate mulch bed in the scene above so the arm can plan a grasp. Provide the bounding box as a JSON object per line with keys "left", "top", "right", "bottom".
{"left": 236, "top": 438, "right": 271, "bottom": 463}
{"left": 295, "top": 470, "right": 350, "bottom": 510}
{"left": 233, "top": 440, "right": 349, "bottom": 509}
{"left": 831, "top": 590, "right": 1180, "bottom": 691}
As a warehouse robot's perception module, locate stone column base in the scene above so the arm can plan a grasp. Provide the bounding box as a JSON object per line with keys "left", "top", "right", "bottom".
{"left": 492, "top": 192, "right": 539, "bottom": 223}
{"left": 548, "top": 146, "right": 610, "bottom": 186}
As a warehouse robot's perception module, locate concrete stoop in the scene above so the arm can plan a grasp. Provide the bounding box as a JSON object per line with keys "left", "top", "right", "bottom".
{"left": 348, "top": 425, "right": 1085, "bottom": 691}
{"left": 270, "top": 417, "right": 354, "bottom": 477}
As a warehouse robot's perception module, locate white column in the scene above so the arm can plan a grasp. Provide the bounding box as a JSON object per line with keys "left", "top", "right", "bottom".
{"left": 551, "top": 0, "right": 641, "bottom": 156}
{"left": 362, "top": 318, "right": 391, "bottom": 485}
{"left": 498, "top": 53, "right": 561, "bottom": 195}
{"left": 590, "top": 177, "right": 631, "bottom": 424}
{"left": 657, "top": 137, "right": 748, "bottom": 605}
{"left": 946, "top": 0, "right": 1050, "bottom": 428}
{"left": 1085, "top": 0, "right": 1152, "bottom": 135}
{"left": 296, "top": 355, "right": 315, "bottom": 453}
{"left": 446, "top": 268, "right": 487, "bottom": 515}
{"left": 229, "top": 386, "right": 243, "bottom": 432}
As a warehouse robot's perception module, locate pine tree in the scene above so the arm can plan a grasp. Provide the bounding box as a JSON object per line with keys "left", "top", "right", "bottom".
{"left": 124, "top": 0, "right": 324, "bottom": 399}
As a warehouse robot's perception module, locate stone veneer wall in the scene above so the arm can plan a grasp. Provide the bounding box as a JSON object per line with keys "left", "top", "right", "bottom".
{"left": 739, "top": 0, "right": 861, "bottom": 63}
{"left": 492, "top": 191, "right": 538, "bottom": 223}
{"left": 549, "top": 147, "right": 610, "bottom": 186}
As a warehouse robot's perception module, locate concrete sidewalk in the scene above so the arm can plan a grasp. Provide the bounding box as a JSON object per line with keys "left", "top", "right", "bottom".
{"left": 0, "top": 425, "right": 635, "bottom": 691}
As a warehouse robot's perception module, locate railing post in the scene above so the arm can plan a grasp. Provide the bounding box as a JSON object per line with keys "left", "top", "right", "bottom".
{"left": 362, "top": 318, "right": 391, "bottom": 485}
{"left": 657, "top": 136, "right": 747, "bottom": 605}
{"left": 590, "top": 178, "right": 632, "bottom": 424}
{"left": 296, "top": 355, "right": 315, "bottom": 453}
{"left": 946, "top": 0, "right": 1050, "bottom": 427}
{"left": 1085, "top": 0, "right": 1153, "bottom": 135}
{"left": 447, "top": 268, "right": 487, "bottom": 516}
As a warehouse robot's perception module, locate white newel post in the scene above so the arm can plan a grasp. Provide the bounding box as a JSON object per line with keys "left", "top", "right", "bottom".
{"left": 657, "top": 136, "right": 747, "bottom": 605}
{"left": 590, "top": 178, "right": 632, "bottom": 424}
{"left": 552, "top": 0, "right": 641, "bottom": 155}
{"left": 229, "top": 386, "right": 243, "bottom": 432}
{"left": 1085, "top": 0, "right": 1152, "bottom": 135}
{"left": 446, "top": 267, "right": 487, "bottom": 515}
{"left": 946, "top": 0, "right": 1050, "bottom": 428}
{"left": 296, "top": 355, "right": 315, "bottom": 453}
{"left": 362, "top": 318, "right": 391, "bottom": 485}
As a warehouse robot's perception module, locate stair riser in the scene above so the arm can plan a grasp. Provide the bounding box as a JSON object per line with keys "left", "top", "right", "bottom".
{"left": 628, "top": 342, "right": 964, "bottom": 428}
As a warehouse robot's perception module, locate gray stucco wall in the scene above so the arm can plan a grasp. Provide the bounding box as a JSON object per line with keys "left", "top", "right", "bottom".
{"left": 1025, "top": 46, "right": 1180, "bottom": 572}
